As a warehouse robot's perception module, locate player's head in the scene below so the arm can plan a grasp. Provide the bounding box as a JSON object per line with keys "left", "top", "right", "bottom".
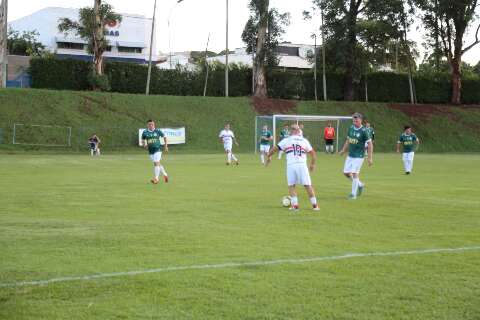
{"left": 404, "top": 125, "right": 412, "bottom": 134}
{"left": 290, "top": 124, "right": 300, "bottom": 135}
{"left": 327, "top": 123, "right": 331, "bottom": 127}
{"left": 364, "top": 120, "right": 370, "bottom": 127}
{"left": 283, "top": 124, "right": 289, "bottom": 128}
{"left": 224, "top": 123, "right": 230, "bottom": 130}
{"left": 147, "top": 119, "right": 155, "bottom": 130}
{"left": 352, "top": 113, "right": 363, "bottom": 126}
{"left": 262, "top": 125, "right": 268, "bottom": 131}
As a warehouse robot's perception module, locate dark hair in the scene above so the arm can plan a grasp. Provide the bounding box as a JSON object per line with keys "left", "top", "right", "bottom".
{"left": 147, "top": 119, "right": 154, "bottom": 123}
{"left": 404, "top": 125, "right": 411, "bottom": 130}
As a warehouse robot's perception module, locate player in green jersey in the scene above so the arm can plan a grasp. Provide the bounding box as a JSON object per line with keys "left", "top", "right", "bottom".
{"left": 364, "top": 121, "right": 375, "bottom": 156}
{"left": 278, "top": 124, "right": 290, "bottom": 159}
{"left": 339, "top": 113, "right": 373, "bottom": 199}
{"left": 397, "top": 125, "right": 420, "bottom": 175}
{"left": 259, "top": 125, "right": 273, "bottom": 165}
{"left": 141, "top": 120, "right": 169, "bottom": 184}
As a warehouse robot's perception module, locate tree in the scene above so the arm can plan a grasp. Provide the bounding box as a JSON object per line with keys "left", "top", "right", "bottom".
{"left": 415, "top": 0, "right": 480, "bottom": 104}
{"left": 305, "top": 0, "right": 407, "bottom": 100}
{"left": 7, "top": 29, "right": 44, "bottom": 56}
{"left": 241, "top": 0, "right": 290, "bottom": 97}
{"left": 58, "top": 1, "right": 121, "bottom": 85}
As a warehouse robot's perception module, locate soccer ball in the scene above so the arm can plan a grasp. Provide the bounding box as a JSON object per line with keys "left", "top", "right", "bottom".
{"left": 282, "top": 196, "right": 291, "bottom": 207}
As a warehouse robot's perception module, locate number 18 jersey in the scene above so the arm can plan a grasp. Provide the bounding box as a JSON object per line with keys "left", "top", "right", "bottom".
{"left": 277, "top": 135, "right": 313, "bottom": 166}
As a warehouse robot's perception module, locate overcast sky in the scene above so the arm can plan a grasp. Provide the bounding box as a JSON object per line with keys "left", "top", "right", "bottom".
{"left": 8, "top": 0, "right": 480, "bottom": 65}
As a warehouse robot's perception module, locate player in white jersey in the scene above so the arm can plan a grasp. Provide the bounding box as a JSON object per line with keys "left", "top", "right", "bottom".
{"left": 266, "top": 124, "right": 320, "bottom": 211}
{"left": 219, "top": 123, "right": 239, "bottom": 165}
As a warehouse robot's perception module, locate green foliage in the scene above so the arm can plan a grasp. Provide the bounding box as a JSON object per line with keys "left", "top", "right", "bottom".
{"left": 27, "top": 57, "right": 480, "bottom": 103}
{"left": 7, "top": 29, "right": 45, "bottom": 56}
{"left": 57, "top": 3, "right": 122, "bottom": 56}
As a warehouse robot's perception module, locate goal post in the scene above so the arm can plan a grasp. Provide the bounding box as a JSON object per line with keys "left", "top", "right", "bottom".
{"left": 12, "top": 123, "right": 72, "bottom": 147}
{"left": 255, "top": 115, "right": 352, "bottom": 153}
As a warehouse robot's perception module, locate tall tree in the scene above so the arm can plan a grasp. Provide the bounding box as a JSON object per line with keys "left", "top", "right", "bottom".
{"left": 242, "top": 0, "right": 290, "bottom": 97}
{"left": 58, "top": 1, "right": 121, "bottom": 78}
{"left": 305, "top": 0, "right": 407, "bottom": 100}
{"left": 415, "top": 0, "right": 480, "bottom": 104}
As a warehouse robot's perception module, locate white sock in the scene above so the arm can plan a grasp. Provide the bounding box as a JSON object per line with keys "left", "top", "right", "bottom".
{"left": 154, "top": 166, "right": 160, "bottom": 179}
{"left": 330, "top": 146, "right": 334, "bottom": 153}
{"left": 409, "top": 160, "right": 414, "bottom": 172}
{"left": 260, "top": 154, "right": 265, "bottom": 164}
{"left": 278, "top": 151, "right": 283, "bottom": 159}
{"left": 325, "top": 146, "right": 329, "bottom": 153}
{"left": 96, "top": 148, "right": 100, "bottom": 155}
{"left": 227, "top": 153, "right": 232, "bottom": 163}
{"left": 291, "top": 196, "right": 298, "bottom": 206}
{"left": 358, "top": 180, "right": 364, "bottom": 187}
{"left": 403, "top": 159, "right": 408, "bottom": 172}
{"left": 352, "top": 178, "right": 359, "bottom": 196}
{"left": 310, "top": 197, "right": 317, "bottom": 206}
{"left": 90, "top": 150, "right": 94, "bottom": 156}
{"left": 231, "top": 154, "right": 238, "bottom": 161}
{"left": 160, "top": 165, "right": 167, "bottom": 176}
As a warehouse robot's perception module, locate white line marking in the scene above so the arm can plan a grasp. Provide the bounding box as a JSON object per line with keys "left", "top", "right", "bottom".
{"left": 1, "top": 246, "right": 479, "bottom": 288}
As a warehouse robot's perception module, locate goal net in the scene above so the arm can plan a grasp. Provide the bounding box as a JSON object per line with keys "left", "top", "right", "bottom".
{"left": 13, "top": 123, "right": 72, "bottom": 147}
{"left": 255, "top": 115, "right": 352, "bottom": 153}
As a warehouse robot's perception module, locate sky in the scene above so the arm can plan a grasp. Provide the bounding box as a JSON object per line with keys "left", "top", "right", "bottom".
{"left": 8, "top": 0, "right": 480, "bottom": 65}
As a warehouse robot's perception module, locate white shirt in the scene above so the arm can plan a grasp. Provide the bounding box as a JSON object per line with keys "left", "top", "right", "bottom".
{"left": 219, "top": 129, "right": 235, "bottom": 144}
{"left": 277, "top": 134, "right": 313, "bottom": 166}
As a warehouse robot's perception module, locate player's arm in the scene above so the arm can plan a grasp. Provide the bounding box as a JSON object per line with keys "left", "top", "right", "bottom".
{"left": 366, "top": 140, "right": 373, "bottom": 166}
{"left": 265, "top": 145, "right": 278, "bottom": 166}
{"left": 163, "top": 137, "right": 168, "bottom": 152}
{"left": 233, "top": 136, "right": 239, "bottom": 146}
{"left": 396, "top": 137, "right": 402, "bottom": 152}
{"left": 308, "top": 149, "right": 317, "bottom": 172}
{"left": 339, "top": 139, "right": 348, "bottom": 155}
{"left": 142, "top": 139, "right": 148, "bottom": 149}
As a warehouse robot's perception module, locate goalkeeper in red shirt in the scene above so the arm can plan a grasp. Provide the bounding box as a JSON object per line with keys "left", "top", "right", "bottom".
{"left": 323, "top": 123, "right": 335, "bottom": 154}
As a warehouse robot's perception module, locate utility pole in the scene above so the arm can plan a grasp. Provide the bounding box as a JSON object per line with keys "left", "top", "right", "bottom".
{"left": 403, "top": 21, "right": 415, "bottom": 104}
{"left": 225, "top": 0, "right": 229, "bottom": 97}
{"left": 321, "top": 8, "right": 327, "bottom": 101}
{"left": 313, "top": 34, "right": 317, "bottom": 102}
{"left": 146, "top": 0, "right": 157, "bottom": 95}
{"left": 203, "top": 33, "right": 210, "bottom": 97}
{"left": 0, "top": 0, "right": 8, "bottom": 88}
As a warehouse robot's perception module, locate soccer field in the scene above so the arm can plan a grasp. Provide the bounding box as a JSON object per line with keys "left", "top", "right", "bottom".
{"left": 1, "top": 153, "right": 479, "bottom": 319}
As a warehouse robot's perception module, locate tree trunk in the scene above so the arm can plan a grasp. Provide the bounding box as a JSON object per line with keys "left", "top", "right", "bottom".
{"left": 450, "top": 57, "right": 461, "bottom": 104}
{"left": 93, "top": 0, "right": 104, "bottom": 76}
{"left": 343, "top": 0, "right": 360, "bottom": 101}
{"left": 254, "top": 0, "right": 269, "bottom": 98}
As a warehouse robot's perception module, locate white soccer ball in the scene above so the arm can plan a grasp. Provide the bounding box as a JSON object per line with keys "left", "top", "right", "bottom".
{"left": 282, "top": 196, "right": 291, "bottom": 207}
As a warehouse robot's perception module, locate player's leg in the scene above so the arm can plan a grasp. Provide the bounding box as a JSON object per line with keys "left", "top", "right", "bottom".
{"left": 301, "top": 166, "right": 319, "bottom": 210}
{"left": 325, "top": 140, "right": 329, "bottom": 153}
{"left": 407, "top": 152, "right": 414, "bottom": 173}
{"left": 260, "top": 145, "right": 266, "bottom": 164}
{"left": 278, "top": 150, "right": 283, "bottom": 159}
{"left": 96, "top": 147, "right": 101, "bottom": 156}
{"left": 402, "top": 152, "right": 409, "bottom": 174}
{"left": 225, "top": 145, "right": 232, "bottom": 165}
{"left": 287, "top": 166, "right": 299, "bottom": 210}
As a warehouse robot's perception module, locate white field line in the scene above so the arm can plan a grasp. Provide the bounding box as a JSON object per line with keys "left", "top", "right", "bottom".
{"left": 1, "top": 246, "right": 479, "bottom": 288}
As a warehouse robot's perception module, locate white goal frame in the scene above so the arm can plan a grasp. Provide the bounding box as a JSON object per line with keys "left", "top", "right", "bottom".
{"left": 255, "top": 114, "right": 352, "bottom": 153}
{"left": 12, "top": 123, "right": 72, "bottom": 147}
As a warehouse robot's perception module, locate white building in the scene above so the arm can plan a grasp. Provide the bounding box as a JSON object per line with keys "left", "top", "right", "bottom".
{"left": 207, "top": 43, "right": 315, "bottom": 70}
{"left": 157, "top": 52, "right": 197, "bottom": 71}
{"left": 9, "top": 7, "right": 157, "bottom": 64}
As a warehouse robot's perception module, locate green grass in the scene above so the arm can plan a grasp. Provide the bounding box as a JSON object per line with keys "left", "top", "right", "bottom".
{"left": 2, "top": 88, "right": 480, "bottom": 153}
{"left": 1, "top": 152, "right": 479, "bottom": 319}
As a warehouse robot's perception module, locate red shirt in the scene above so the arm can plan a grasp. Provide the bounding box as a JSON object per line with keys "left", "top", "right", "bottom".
{"left": 324, "top": 127, "right": 335, "bottom": 139}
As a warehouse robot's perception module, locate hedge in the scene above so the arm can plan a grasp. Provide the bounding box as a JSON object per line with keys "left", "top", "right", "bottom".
{"left": 29, "top": 57, "right": 480, "bottom": 104}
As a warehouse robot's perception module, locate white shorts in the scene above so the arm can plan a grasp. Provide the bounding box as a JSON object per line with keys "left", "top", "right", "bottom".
{"left": 287, "top": 164, "right": 312, "bottom": 186}
{"left": 402, "top": 152, "right": 415, "bottom": 161}
{"left": 260, "top": 144, "right": 271, "bottom": 153}
{"left": 224, "top": 143, "right": 232, "bottom": 152}
{"left": 343, "top": 156, "right": 364, "bottom": 174}
{"left": 149, "top": 152, "right": 162, "bottom": 162}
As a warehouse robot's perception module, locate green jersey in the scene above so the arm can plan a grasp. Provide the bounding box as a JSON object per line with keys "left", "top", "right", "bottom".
{"left": 346, "top": 125, "right": 371, "bottom": 158}
{"left": 366, "top": 127, "right": 375, "bottom": 141}
{"left": 398, "top": 133, "right": 417, "bottom": 153}
{"left": 279, "top": 128, "right": 290, "bottom": 141}
{"left": 142, "top": 129, "right": 165, "bottom": 154}
{"left": 260, "top": 130, "right": 273, "bottom": 145}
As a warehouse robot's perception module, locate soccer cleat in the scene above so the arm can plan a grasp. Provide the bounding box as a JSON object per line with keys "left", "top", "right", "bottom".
{"left": 312, "top": 204, "right": 320, "bottom": 211}
{"left": 406, "top": 171, "right": 411, "bottom": 175}
{"left": 357, "top": 185, "right": 364, "bottom": 197}
{"left": 150, "top": 177, "right": 159, "bottom": 184}
{"left": 289, "top": 205, "right": 299, "bottom": 211}
{"left": 163, "top": 175, "right": 169, "bottom": 183}
{"left": 226, "top": 162, "right": 230, "bottom": 166}
{"left": 235, "top": 161, "right": 239, "bottom": 165}
{"left": 348, "top": 194, "right": 357, "bottom": 200}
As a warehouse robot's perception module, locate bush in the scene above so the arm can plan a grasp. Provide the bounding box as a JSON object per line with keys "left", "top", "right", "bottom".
{"left": 28, "top": 57, "right": 480, "bottom": 104}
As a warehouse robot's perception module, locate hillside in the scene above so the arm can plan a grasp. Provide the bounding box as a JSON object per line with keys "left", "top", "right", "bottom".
{"left": 1, "top": 88, "right": 480, "bottom": 153}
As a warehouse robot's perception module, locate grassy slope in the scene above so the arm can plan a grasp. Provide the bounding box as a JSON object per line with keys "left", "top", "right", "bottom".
{"left": 0, "top": 153, "right": 479, "bottom": 319}
{"left": 1, "top": 88, "right": 480, "bottom": 152}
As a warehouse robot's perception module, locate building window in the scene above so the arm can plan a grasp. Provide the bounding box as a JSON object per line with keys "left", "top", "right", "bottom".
{"left": 118, "top": 46, "right": 142, "bottom": 54}
{"left": 276, "top": 46, "right": 299, "bottom": 56}
{"left": 57, "top": 42, "right": 85, "bottom": 50}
